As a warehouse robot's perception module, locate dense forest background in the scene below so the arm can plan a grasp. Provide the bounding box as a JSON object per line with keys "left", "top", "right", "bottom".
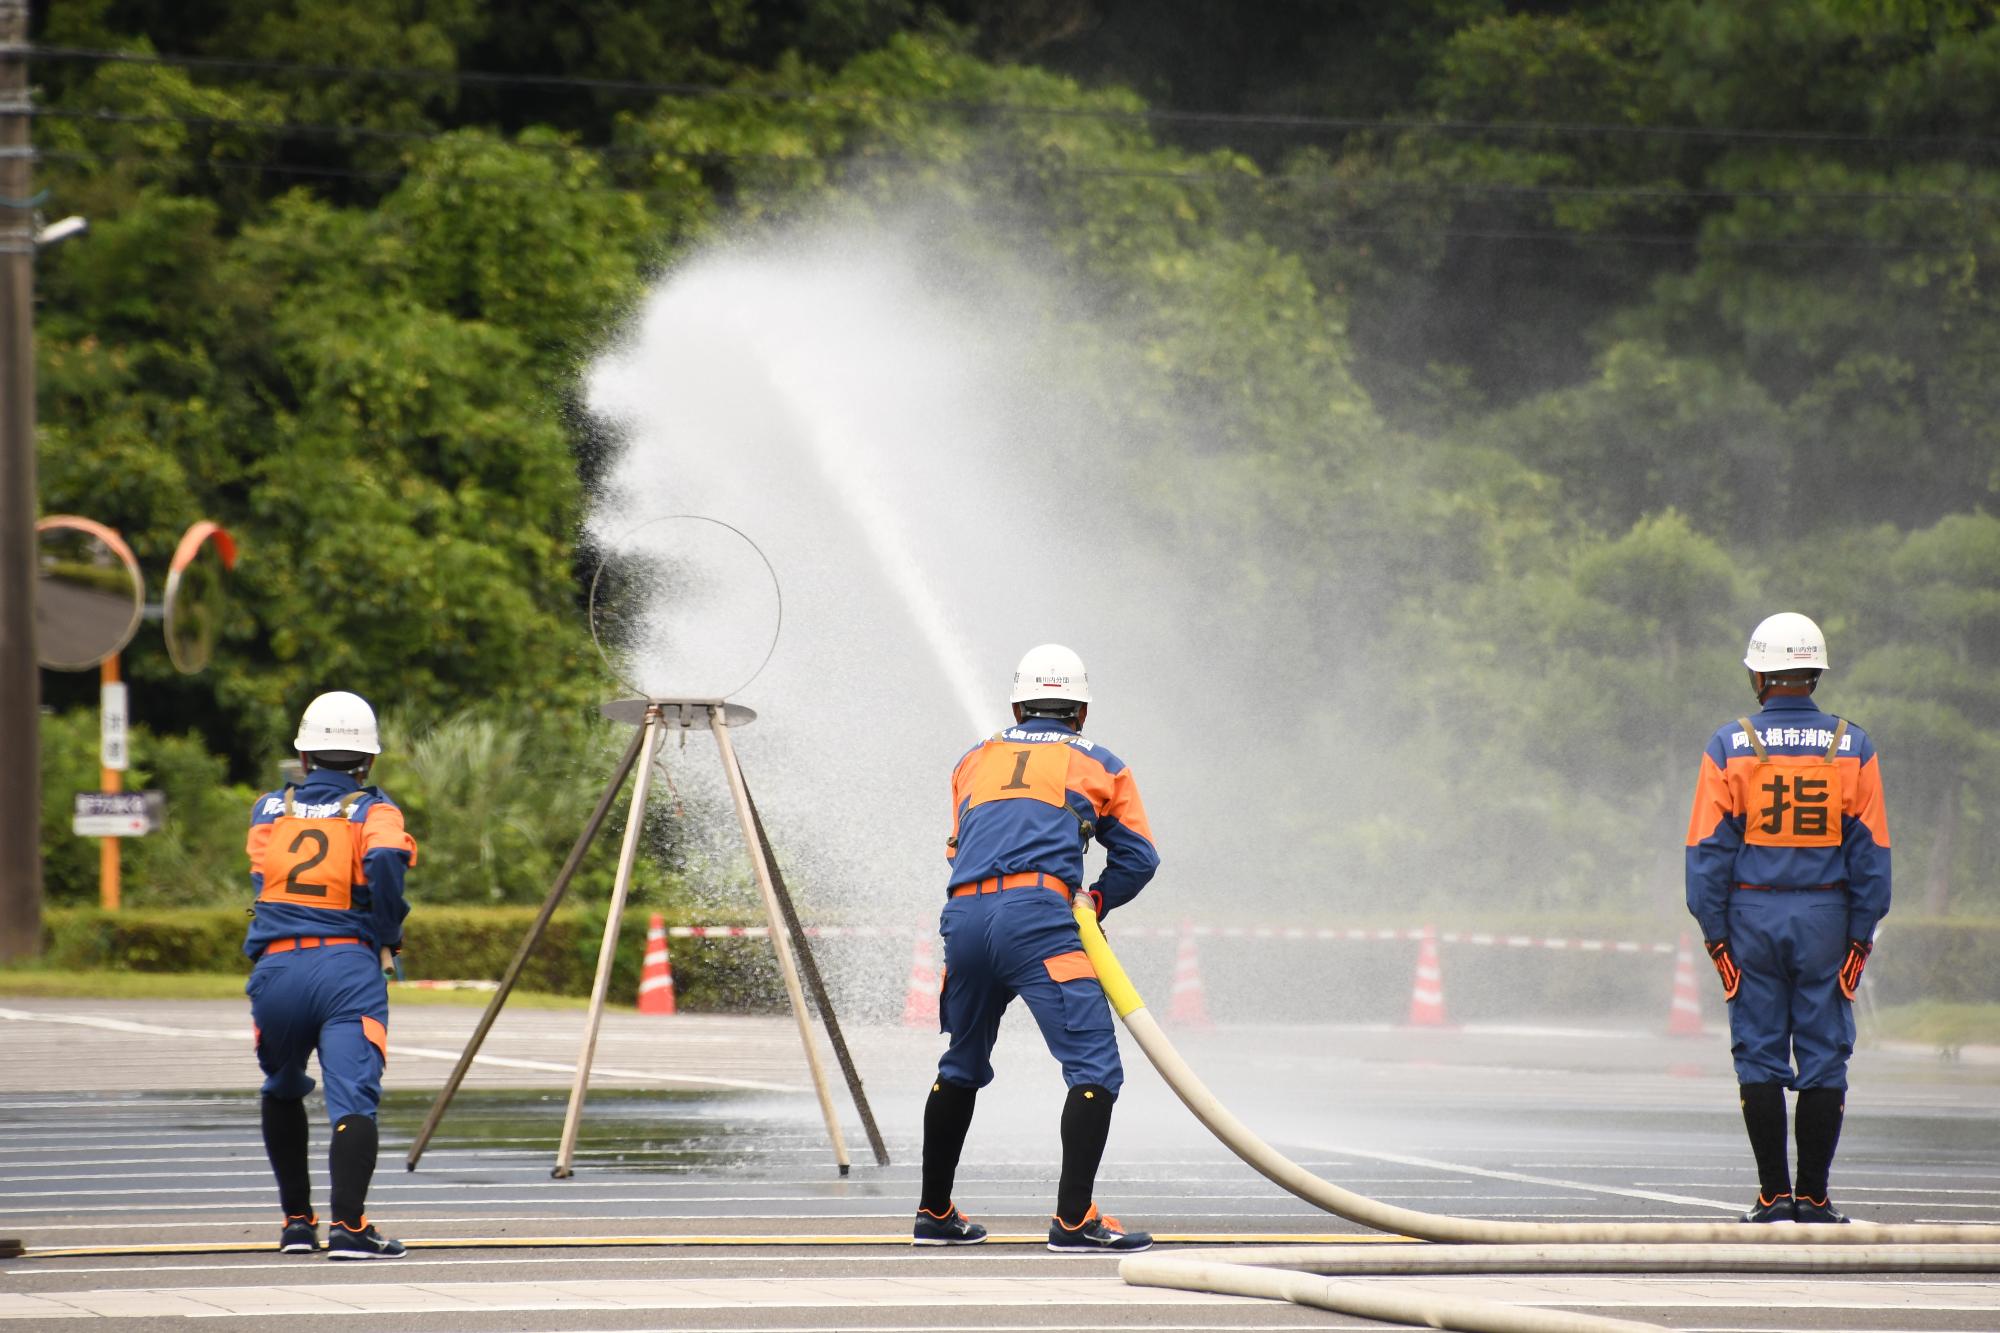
{"left": 28, "top": 0, "right": 2000, "bottom": 921}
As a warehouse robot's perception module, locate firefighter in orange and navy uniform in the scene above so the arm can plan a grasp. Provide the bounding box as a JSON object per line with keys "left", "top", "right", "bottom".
{"left": 1686, "top": 613, "right": 1889, "bottom": 1225}
{"left": 245, "top": 691, "right": 416, "bottom": 1259}
{"left": 912, "top": 644, "right": 1160, "bottom": 1254}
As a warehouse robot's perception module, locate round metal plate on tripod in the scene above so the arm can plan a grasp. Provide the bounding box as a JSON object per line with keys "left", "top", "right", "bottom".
{"left": 35, "top": 515, "right": 144, "bottom": 670}
{"left": 162, "top": 520, "right": 238, "bottom": 675}
{"left": 587, "top": 515, "right": 782, "bottom": 702}
{"left": 598, "top": 699, "right": 758, "bottom": 729}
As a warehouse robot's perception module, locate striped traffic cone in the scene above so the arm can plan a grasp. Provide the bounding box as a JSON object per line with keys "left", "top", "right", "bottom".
{"left": 1167, "top": 922, "right": 1212, "bottom": 1029}
{"left": 1406, "top": 926, "right": 1448, "bottom": 1027}
{"left": 637, "top": 913, "right": 677, "bottom": 1015}
{"left": 903, "top": 932, "right": 940, "bottom": 1028}
{"left": 1667, "top": 933, "right": 1704, "bottom": 1036}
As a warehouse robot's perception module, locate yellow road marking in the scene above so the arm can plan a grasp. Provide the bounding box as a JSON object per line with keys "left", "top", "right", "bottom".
{"left": 15, "top": 1231, "right": 1400, "bottom": 1259}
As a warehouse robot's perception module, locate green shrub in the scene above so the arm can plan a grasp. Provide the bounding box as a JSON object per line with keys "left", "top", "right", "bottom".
{"left": 36, "top": 906, "right": 786, "bottom": 1010}
{"left": 39, "top": 709, "right": 259, "bottom": 907}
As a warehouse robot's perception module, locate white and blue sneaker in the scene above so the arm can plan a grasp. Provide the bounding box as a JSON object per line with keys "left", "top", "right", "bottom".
{"left": 913, "top": 1205, "right": 988, "bottom": 1246}
{"left": 1048, "top": 1204, "right": 1152, "bottom": 1253}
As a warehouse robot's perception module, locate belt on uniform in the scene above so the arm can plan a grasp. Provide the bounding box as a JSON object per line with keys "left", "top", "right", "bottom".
{"left": 261, "top": 935, "right": 365, "bottom": 956}
{"left": 1735, "top": 882, "right": 1847, "bottom": 892}
{"left": 949, "top": 872, "right": 1072, "bottom": 901}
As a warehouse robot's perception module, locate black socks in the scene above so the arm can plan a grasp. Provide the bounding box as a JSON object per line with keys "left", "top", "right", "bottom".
{"left": 1794, "top": 1087, "right": 1845, "bottom": 1201}
{"left": 261, "top": 1095, "right": 313, "bottom": 1218}
{"left": 329, "top": 1113, "right": 380, "bottom": 1230}
{"left": 1056, "top": 1083, "right": 1115, "bottom": 1226}
{"left": 1739, "top": 1081, "right": 1791, "bottom": 1199}
{"left": 919, "top": 1079, "right": 978, "bottom": 1216}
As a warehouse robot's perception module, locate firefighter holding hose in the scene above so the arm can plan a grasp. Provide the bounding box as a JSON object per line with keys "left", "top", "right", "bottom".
{"left": 244, "top": 691, "right": 417, "bottom": 1258}
{"left": 1686, "top": 613, "right": 1890, "bottom": 1225}
{"left": 913, "top": 644, "right": 1161, "bottom": 1253}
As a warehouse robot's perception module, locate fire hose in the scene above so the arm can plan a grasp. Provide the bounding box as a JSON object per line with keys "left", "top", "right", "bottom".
{"left": 1069, "top": 903, "right": 2000, "bottom": 1331}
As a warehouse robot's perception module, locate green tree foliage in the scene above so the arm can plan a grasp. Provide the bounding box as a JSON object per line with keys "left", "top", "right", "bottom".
{"left": 28, "top": 0, "right": 2000, "bottom": 920}
{"left": 1841, "top": 515, "right": 2000, "bottom": 916}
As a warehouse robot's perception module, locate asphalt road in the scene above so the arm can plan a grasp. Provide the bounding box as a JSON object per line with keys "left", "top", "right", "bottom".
{"left": 1, "top": 999, "right": 1997, "bottom": 1330}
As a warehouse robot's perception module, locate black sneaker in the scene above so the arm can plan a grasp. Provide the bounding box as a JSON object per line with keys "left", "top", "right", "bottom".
{"left": 1047, "top": 1204, "right": 1152, "bottom": 1253}
{"left": 1794, "top": 1194, "right": 1850, "bottom": 1224}
{"left": 278, "top": 1214, "right": 319, "bottom": 1254}
{"left": 326, "top": 1220, "right": 406, "bottom": 1259}
{"left": 912, "top": 1205, "right": 987, "bottom": 1246}
{"left": 1741, "top": 1191, "right": 1796, "bottom": 1223}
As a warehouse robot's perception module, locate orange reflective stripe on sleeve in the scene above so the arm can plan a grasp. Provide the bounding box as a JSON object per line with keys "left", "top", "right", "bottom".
{"left": 246, "top": 820, "right": 273, "bottom": 870}
{"left": 360, "top": 801, "right": 418, "bottom": 866}
{"left": 1068, "top": 757, "right": 1155, "bottom": 844}
{"left": 361, "top": 1015, "right": 387, "bottom": 1063}
{"left": 1851, "top": 753, "right": 1891, "bottom": 848}
{"left": 1104, "top": 765, "right": 1154, "bottom": 843}
{"left": 1685, "top": 752, "right": 1736, "bottom": 846}
{"left": 1043, "top": 950, "right": 1096, "bottom": 984}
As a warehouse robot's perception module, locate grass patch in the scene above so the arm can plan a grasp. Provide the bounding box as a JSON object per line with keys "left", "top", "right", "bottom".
{"left": 1870, "top": 1001, "right": 2000, "bottom": 1051}
{"left": 0, "top": 968, "right": 592, "bottom": 1009}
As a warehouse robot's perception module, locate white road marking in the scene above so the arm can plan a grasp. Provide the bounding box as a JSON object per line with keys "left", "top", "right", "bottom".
{"left": 5, "top": 1275, "right": 2000, "bottom": 1322}
{"left": 0, "top": 1183, "right": 1357, "bottom": 1203}
{"left": 0, "top": 1008, "right": 803, "bottom": 1094}
{"left": 0, "top": 1252, "right": 1269, "bottom": 1277}
{"left": 0, "top": 1275, "right": 1251, "bottom": 1319}
{"left": 0, "top": 1209, "right": 1338, "bottom": 1232}
{"left": 1317, "top": 1143, "right": 1742, "bottom": 1212}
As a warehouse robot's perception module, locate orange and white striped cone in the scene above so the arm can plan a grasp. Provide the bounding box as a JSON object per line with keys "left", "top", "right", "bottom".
{"left": 903, "top": 932, "right": 940, "bottom": 1029}
{"left": 1667, "top": 932, "right": 1704, "bottom": 1036}
{"left": 1167, "top": 922, "right": 1212, "bottom": 1029}
{"left": 1406, "top": 926, "right": 1448, "bottom": 1027}
{"left": 637, "top": 913, "right": 677, "bottom": 1016}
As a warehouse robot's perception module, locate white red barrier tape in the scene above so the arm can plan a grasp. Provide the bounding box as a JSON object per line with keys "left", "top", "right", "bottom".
{"left": 664, "top": 924, "right": 1675, "bottom": 954}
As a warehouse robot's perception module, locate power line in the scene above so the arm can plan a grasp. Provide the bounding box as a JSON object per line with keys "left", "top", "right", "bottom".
{"left": 39, "top": 109, "right": 2000, "bottom": 212}
{"left": 37, "top": 150, "right": 1993, "bottom": 256}
{"left": 27, "top": 42, "right": 2000, "bottom": 154}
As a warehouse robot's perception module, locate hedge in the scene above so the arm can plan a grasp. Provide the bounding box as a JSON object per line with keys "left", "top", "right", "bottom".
{"left": 26, "top": 909, "right": 2000, "bottom": 1018}
{"left": 36, "top": 907, "right": 787, "bottom": 1013}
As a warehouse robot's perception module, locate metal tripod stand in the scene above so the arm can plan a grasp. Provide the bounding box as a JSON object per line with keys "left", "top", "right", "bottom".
{"left": 403, "top": 698, "right": 889, "bottom": 1177}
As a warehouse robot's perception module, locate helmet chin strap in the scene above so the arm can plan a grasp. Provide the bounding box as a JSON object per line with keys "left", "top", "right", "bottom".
{"left": 301, "top": 752, "right": 374, "bottom": 781}
{"left": 1013, "top": 702, "right": 1088, "bottom": 732}
{"left": 1750, "top": 669, "right": 1819, "bottom": 703}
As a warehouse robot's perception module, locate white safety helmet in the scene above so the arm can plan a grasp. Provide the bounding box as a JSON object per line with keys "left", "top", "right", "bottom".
{"left": 293, "top": 690, "right": 382, "bottom": 755}
{"left": 1010, "top": 643, "right": 1091, "bottom": 705}
{"left": 1743, "top": 612, "right": 1830, "bottom": 674}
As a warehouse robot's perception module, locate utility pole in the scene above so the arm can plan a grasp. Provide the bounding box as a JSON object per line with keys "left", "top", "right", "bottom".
{"left": 0, "top": 0, "right": 40, "bottom": 961}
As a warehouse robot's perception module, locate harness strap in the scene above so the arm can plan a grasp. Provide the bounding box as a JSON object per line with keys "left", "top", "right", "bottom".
{"left": 281, "top": 787, "right": 365, "bottom": 818}
{"left": 1825, "top": 718, "right": 1848, "bottom": 761}
{"left": 1737, "top": 717, "right": 1768, "bottom": 761}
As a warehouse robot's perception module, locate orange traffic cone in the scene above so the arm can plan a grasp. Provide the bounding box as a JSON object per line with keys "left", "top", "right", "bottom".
{"left": 1667, "top": 932, "right": 1704, "bottom": 1036}
{"left": 637, "top": 913, "right": 677, "bottom": 1015}
{"left": 1406, "top": 926, "right": 1448, "bottom": 1027}
{"left": 1167, "top": 922, "right": 1212, "bottom": 1029}
{"left": 903, "top": 932, "right": 940, "bottom": 1028}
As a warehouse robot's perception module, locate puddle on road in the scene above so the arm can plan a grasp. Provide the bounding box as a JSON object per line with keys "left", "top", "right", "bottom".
{"left": 379, "top": 1088, "right": 829, "bottom": 1174}
{"left": 0, "top": 1087, "right": 852, "bottom": 1178}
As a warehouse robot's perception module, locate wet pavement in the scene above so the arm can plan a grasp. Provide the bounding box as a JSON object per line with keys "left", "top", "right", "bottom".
{"left": 0, "top": 1001, "right": 1997, "bottom": 1329}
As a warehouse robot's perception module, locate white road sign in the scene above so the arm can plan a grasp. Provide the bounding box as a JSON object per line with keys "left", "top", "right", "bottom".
{"left": 73, "top": 791, "right": 164, "bottom": 838}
